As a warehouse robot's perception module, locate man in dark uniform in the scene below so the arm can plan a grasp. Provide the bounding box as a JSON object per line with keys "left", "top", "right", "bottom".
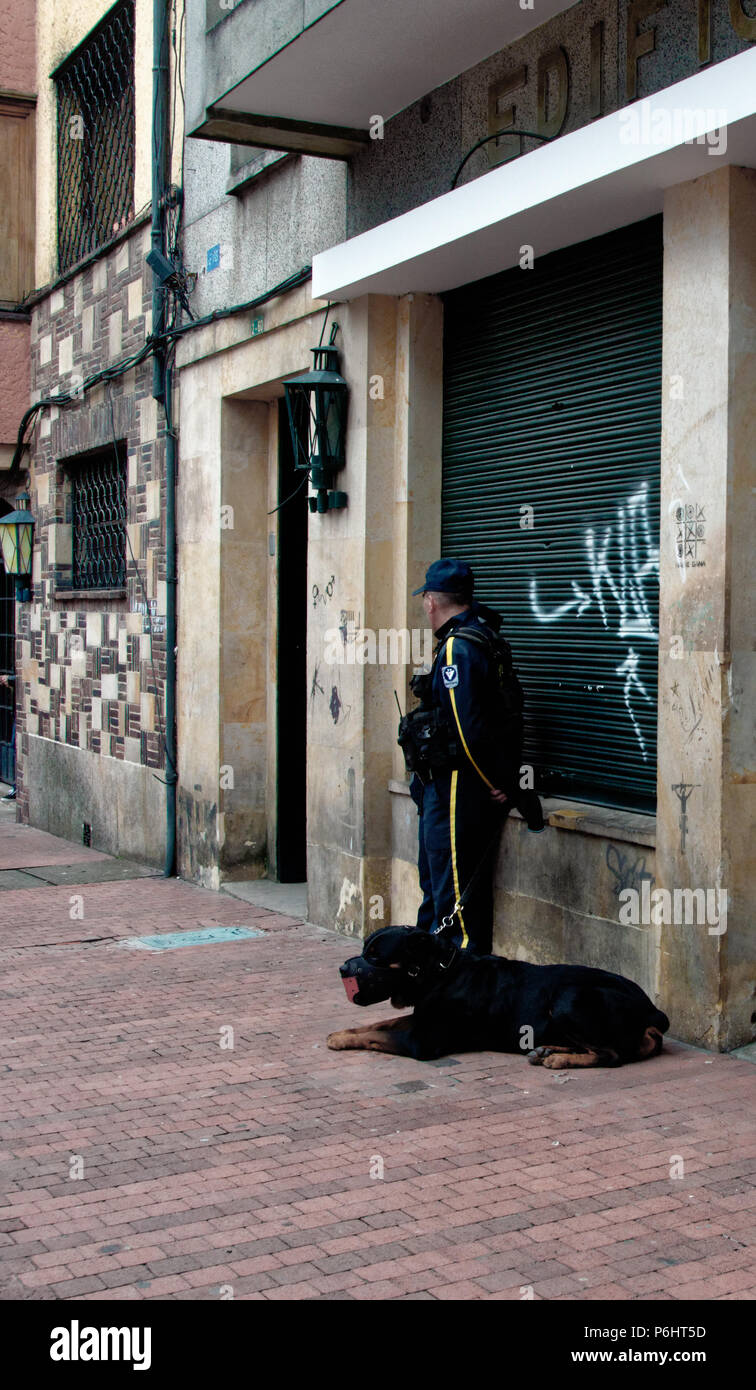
{"left": 404, "top": 559, "right": 542, "bottom": 954}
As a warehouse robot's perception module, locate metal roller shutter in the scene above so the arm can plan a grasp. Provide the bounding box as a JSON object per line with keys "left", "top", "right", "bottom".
{"left": 441, "top": 216, "right": 663, "bottom": 813}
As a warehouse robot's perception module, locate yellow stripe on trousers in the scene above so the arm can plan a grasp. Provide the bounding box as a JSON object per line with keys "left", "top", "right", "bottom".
{"left": 449, "top": 769, "right": 468, "bottom": 949}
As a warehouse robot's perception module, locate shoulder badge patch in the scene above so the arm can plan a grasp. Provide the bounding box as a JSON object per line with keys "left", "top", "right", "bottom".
{"left": 442, "top": 664, "right": 459, "bottom": 689}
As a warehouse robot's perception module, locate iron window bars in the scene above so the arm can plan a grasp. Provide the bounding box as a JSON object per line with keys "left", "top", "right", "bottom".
{"left": 70, "top": 445, "right": 127, "bottom": 590}
{"left": 55, "top": 0, "right": 135, "bottom": 274}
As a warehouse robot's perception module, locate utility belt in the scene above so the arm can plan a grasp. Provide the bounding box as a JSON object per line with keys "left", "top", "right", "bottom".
{"left": 416, "top": 764, "right": 449, "bottom": 784}
{"left": 397, "top": 704, "right": 458, "bottom": 779}
{"left": 397, "top": 628, "right": 523, "bottom": 780}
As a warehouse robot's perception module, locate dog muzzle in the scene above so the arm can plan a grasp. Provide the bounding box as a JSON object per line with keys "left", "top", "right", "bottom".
{"left": 339, "top": 956, "right": 396, "bottom": 1007}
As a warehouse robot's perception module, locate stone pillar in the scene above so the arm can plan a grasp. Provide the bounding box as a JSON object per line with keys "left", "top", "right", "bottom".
{"left": 219, "top": 398, "right": 271, "bottom": 878}
{"left": 176, "top": 380, "right": 223, "bottom": 887}
{"left": 391, "top": 293, "right": 444, "bottom": 774}
{"left": 390, "top": 294, "right": 443, "bottom": 922}
{"left": 306, "top": 293, "right": 443, "bottom": 937}
{"left": 657, "top": 165, "right": 756, "bottom": 1049}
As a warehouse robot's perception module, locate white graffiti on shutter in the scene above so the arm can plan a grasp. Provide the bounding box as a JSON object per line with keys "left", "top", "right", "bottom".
{"left": 528, "top": 482, "right": 659, "bottom": 759}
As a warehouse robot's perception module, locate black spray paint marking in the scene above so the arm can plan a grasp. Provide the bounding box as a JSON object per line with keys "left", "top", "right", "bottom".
{"left": 310, "top": 666, "right": 324, "bottom": 704}
{"left": 606, "top": 844, "right": 655, "bottom": 898}
{"left": 671, "top": 782, "right": 699, "bottom": 854}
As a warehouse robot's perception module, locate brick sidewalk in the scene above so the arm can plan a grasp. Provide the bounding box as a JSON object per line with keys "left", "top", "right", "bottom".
{"left": 1, "top": 823, "right": 755, "bottom": 1301}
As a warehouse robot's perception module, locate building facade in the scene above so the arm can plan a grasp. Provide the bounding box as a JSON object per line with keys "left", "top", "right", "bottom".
{"left": 176, "top": 0, "right": 346, "bottom": 884}
{"left": 184, "top": 0, "right": 755, "bottom": 1052}
{"left": 0, "top": 0, "right": 36, "bottom": 783}
{"left": 0, "top": 0, "right": 35, "bottom": 481}
{"left": 14, "top": 0, "right": 182, "bottom": 864}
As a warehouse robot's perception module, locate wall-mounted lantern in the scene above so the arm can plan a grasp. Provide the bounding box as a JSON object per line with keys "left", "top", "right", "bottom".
{"left": 283, "top": 323, "right": 348, "bottom": 513}
{"left": 0, "top": 493, "right": 36, "bottom": 601}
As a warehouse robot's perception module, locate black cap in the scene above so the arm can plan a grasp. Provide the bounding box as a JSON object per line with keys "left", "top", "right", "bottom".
{"left": 412, "top": 558, "right": 474, "bottom": 597}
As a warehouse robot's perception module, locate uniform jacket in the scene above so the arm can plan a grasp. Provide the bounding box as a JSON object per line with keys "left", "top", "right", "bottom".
{"left": 431, "top": 602, "right": 522, "bottom": 793}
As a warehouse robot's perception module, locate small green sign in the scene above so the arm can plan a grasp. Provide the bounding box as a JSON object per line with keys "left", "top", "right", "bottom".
{"left": 251, "top": 317, "right": 265, "bottom": 336}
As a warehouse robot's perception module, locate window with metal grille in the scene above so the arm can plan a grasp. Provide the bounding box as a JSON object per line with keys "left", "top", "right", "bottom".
{"left": 69, "top": 446, "right": 127, "bottom": 590}
{"left": 55, "top": 0, "right": 135, "bottom": 275}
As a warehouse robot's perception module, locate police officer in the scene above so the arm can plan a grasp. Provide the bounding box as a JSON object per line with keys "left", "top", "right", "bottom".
{"left": 404, "top": 559, "right": 542, "bottom": 954}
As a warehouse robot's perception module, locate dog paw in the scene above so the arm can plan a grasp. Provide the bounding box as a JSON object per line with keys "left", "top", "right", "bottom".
{"left": 327, "top": 1030, "right": 354, "bottom": 1050}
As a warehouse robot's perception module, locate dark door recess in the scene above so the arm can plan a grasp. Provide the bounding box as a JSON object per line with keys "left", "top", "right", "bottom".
{"left": 275, "top": 397, "right": 308, "bottom": 880}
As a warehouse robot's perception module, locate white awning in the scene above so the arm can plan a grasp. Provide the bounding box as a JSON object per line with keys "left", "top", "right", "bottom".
{"left": 312, "top": 50, "right": 756, "bottom": 299}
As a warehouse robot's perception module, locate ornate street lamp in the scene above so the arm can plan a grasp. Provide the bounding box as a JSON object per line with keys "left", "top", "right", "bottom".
{"left": 283, "top": 323, "right": 348, "bottom": 513}
{"left": 0, "top": 493, "right": 36, "bottom": 601}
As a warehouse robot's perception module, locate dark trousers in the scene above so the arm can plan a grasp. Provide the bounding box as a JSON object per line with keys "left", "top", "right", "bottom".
{"left": 411, "top": 769, "right": 502, "bottom": 954}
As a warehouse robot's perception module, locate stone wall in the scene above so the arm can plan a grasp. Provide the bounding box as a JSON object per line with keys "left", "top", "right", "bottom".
{"left": 0, "top": 320, "right": 31, "bottom": 464}
{"left": 657, "top": 164, "right": 756, "bottom": 1051}
{"left": 18, "top": 220, "right": 168, "bottom": 865}
{"left": 0, "top": 0, "right": 35, "bottom": 93}
{"left": 0, "top": 0, "right": 35, "bottom": 465}
{"left": 347, "top": 0, "right": 751, "bottom": 237}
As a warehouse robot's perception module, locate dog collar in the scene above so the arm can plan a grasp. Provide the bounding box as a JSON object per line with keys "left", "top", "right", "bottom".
{"left": 410, "top": 941, "right": 458, "bottom": 977}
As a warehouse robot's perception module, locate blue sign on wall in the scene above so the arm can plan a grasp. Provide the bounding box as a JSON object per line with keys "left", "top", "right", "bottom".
{"left": 206, "top": 243, "right": 221, "bottom": 272}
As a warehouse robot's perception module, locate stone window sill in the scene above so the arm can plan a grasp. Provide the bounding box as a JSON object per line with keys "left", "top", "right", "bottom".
{"left": 22, "top": 208, "right": 152, "bottom": 310}
{"left": 53, "top": 587, "right": 128, "bottom": 603}
{"left": 388, "top": 780, "right": 655, "bottom": 849}
{"left": 227, "top": 151, "right": 292, "bottom": 196}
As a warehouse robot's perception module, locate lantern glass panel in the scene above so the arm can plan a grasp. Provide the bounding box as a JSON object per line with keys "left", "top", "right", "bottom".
{"left": 326, "top": 390, "right": 345, "bottom": 462}
{"left": 0, "top": 525, "right": 19, "bottom": 574}
{"left": 285, "top": 386, "right": 315, "bottom": 472}
{"left": 18, "top": 523, "right": 33, "bottom": 574}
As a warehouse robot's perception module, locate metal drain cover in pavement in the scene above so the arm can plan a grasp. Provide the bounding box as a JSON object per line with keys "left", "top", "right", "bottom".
{"left": 119, "top": 926, "right": 266, "bottom": 951}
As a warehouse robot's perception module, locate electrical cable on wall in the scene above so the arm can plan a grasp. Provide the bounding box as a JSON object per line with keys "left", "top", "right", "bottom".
{"left": 9, "top": 340, "right": 156, "bottom": 477}
{"left": 267, "top": 469, "right": 311, "bottom": 516}
{"left": 9, "top": 267, "right": 314, "bottom": 476}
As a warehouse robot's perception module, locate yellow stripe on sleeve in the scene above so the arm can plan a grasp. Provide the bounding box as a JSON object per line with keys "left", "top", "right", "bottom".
{"left": 445, "top": 636, "right": 494, "bottom": 790}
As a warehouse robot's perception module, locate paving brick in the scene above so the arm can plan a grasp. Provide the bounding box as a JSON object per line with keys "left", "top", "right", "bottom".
{"left": 232, "top": 1254, "right": 285, "bottom": 1277}
{"left": 427, "top": 1279, "right": 488, "bottom": 1299}
{"left": 2, "top": 823, "right": 755, "bottom": 1304}
{"left": 46, "top": 1275, "right": 108, "bottom": 1296}
{"left": 309, "top": 1271, "right": 367, "bottom": 1295}
{"left": 475, "top": 1269, "right": 525, "bottom": 1293}
{"left": 263, "top": 1281, "right": 321, "bottom": 1300}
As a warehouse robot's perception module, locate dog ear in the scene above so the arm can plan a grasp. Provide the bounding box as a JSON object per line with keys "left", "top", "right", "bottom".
{"left": 406, "top": 929, "right": 442, "bottom": 962}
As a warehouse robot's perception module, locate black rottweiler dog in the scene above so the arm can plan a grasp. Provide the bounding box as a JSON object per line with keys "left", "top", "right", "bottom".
{"left": 328, "top": 926, "right": 669, "bottom": 1068}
